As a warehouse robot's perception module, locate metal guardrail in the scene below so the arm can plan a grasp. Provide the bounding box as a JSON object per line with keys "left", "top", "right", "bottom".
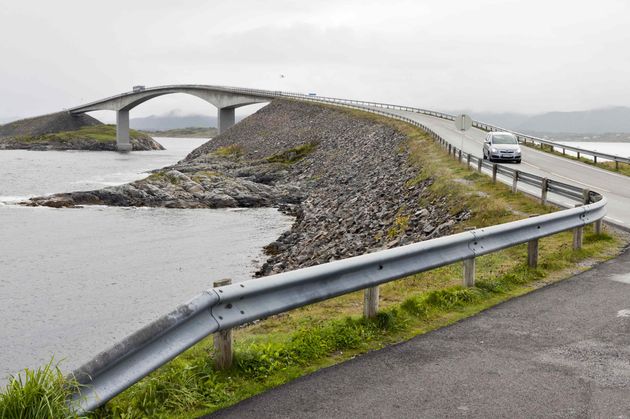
{"left": 67, "top": 92, "right": 607, "bottom": 414}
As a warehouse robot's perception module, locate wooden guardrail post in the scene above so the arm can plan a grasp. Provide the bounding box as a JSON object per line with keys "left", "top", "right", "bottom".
{"left": 615, "top": 161, "right": 619, "bottom": 171}
{"left": 573, "top": 204, "right": 583, "bottom": 250}
{"left": 527, "top": 215, "right": 540, "bottom": 267}
{"left": 577, "top": 151, "right": 581, "bottom": 159}
{"left": 477, "top": 158, "right": 482, "bottom": 172}
{"left": 458, "top": 149, "right": 463, "bottom": 163}
{"left": 463, "top": 258, "right": 475, "bottom": 287}
{"left": 466, "top": 153, "right": 471, "bottom": 169}
{"left": 363, "top": 286, "right": 379, "bottom": 319}
{"left": 541, "top": 178, "right": 549, "bottom": 205}
{"left": 492, "top": 164, "right": 498, "bottom": 183}
{"left": 594, "top": 156, "right": 598, "bottom": 165}
{"left": 528, "top": 239, "right": 539, "bottom": 268}
{"left": 213, "top": 278, "right": 233, "bottom": 370}
{"left": 512, "top": 170, "right": 519, "bottom": 193}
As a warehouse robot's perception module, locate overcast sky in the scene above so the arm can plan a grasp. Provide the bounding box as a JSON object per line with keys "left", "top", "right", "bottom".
{"left": 1, "top": 0, "right": 629, "bottom": 122}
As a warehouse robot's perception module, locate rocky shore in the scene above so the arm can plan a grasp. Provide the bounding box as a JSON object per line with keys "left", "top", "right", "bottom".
{"left": 25, "top": 100, "right": 470, "bottom": 275}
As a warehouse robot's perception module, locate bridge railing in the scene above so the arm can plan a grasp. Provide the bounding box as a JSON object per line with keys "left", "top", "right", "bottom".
{"left": 68, "top": 95, "right": 607, "bottom": 414}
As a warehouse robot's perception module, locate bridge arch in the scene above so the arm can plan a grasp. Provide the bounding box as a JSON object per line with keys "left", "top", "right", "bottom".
{"left": 68, "top": 85, "right": 273, "bottom": 151}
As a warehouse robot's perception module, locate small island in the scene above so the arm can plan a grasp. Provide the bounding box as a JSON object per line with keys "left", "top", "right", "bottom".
{"left": 0, "top": 111, "right": 164, "bottom": 151}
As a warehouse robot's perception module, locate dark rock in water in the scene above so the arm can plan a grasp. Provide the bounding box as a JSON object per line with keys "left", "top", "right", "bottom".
{"left": 24, "top": 99, "right": 468, "bottom": 275}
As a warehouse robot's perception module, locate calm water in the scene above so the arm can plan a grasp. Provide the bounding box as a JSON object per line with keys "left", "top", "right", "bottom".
{"left": 0, "top": 138, "right": 293, "bottom": 381}
{"left": 553, "top": 141, "right": 630, "bottom": 161}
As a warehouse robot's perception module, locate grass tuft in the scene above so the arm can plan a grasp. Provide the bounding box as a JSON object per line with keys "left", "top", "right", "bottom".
{"left": 0, "top": 361, "right": 79, "bottom": 419}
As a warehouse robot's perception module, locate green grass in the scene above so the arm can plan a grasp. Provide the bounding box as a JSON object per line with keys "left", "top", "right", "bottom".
{"left": 213, "top": 144, "right": 244, "bottom": 158}
{"left": 0, "top": 361, "right": 80, "bottom": 419}
{"left": 266, "top": 142, "right": 318, "bottom": 164}
{"left": 522, "top": 141, "right": 630, "bottom": 177}
{"left": 12, "top": 125, "right": 149, "bottom": 144}
{"left": 1, "top": 105, "right": 624, "bottom": 418}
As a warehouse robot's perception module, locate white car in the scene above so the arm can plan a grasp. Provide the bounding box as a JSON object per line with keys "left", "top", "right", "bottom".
{"left": 483, "top": 132, "right": 521, "bottom": 163}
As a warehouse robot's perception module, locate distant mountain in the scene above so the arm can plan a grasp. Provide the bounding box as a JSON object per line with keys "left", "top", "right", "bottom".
{"left": 516, "top": 107, "right": 630, "bottom": 134}
{"left": 129, "top": 113, "right": 248, "bottom": 131}
{"left": 460, "top": 107, "right": 630, "bottom": 134}
{"left": 468, "top": 112, "right": 532, "bottom": 131}
{"left": 130, "top": 114, "right": 218, "bottom": 131}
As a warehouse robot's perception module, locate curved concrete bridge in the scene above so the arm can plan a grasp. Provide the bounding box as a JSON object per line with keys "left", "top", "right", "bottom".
{"left": 68, "top": 85, "right": 275, "bottom": 151}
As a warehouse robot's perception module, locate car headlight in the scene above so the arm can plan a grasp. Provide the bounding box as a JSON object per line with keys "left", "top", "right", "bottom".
{"left": 491, "top": 147, "right": 498, "bottom": 153}
{"left": 515, "top": 147, "right": 522, "bottom": 155}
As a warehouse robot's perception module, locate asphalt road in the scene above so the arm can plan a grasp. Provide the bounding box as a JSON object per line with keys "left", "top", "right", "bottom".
{"left": 378, "top": 109, "right": 630, "bottom": 229}
{"left": 206, "top": 246, "right": 630, "bottom": 419}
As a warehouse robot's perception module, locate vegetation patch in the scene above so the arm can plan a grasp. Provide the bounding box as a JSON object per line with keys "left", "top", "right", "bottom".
{"left": 147, "top": 171, "right": 181, "bottom": 185}
{"left": 266, "top": 142, "right": 318, "bottom": 164}
{"left": 11, "top": 125, "right": 149, "bottom": 144}
{"left": 214, "top": 144, "right": 244, "bottom": 158}
{"left": 0, "top": 361, "right": 78, "bottom": 419}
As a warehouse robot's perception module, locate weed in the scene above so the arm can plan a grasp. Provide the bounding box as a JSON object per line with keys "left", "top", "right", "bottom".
{"left": 0, "top": 360, "right": 78, "bottom": 419}
{"left": 266, "top": 142, "right": 318, "bottom": 164}
{"left": 214, "top": 145, "right": 244, "bottom": 158}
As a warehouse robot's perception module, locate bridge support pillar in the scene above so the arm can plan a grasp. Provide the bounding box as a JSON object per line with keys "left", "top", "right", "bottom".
{"left": 116, "top": 110, "right": 132, "bottom": 151}
{"left": 218, "top": 107, "right": 235, "bottom": 134}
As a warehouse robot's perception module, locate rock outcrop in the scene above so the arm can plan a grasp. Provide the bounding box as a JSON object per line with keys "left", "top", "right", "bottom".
{"left": 25, "top": 100, "right": 470, "bottom": 275}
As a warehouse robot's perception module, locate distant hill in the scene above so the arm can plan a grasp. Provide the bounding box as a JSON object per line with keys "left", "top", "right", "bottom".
{"left": 144, "top": 127, "right": 218, "bottom": 138}
{"left": 466, "top": 106, "right": 630, "bottom": 134}
{"left": 130, "top": 114, "right": 218, "bottom": 131}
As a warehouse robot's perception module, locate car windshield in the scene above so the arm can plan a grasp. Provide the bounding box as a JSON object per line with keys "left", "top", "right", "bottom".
{"left": 492, "top": 134, "right": 518, "bottom": 144}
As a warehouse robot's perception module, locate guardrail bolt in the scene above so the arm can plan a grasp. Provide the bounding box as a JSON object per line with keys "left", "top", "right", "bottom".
{"left": 463, "top": 258, "right": 476, "bottom": 287}
{"left": 541, "top": 178, "right": 549, "bottom": 205}
{"left": 213, "top": 278, "right": 233, "bottom": 370}
{"left": 363, "top": 286, "right": 380, "bottom": 319}
{"left": 492, "top": 164, "right": 498, "bottom": 183}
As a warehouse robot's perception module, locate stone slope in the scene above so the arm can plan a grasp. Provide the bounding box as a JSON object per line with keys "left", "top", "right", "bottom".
{"left": 26, "top": 100, "right": 469, "bottom": 274}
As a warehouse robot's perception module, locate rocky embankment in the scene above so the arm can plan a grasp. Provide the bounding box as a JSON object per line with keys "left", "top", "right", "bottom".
{"left": 26, "top": 100, "right": 470, "bottom": 275}
{"left": 0, "top": 112, "right": 163, "bottom": 151}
